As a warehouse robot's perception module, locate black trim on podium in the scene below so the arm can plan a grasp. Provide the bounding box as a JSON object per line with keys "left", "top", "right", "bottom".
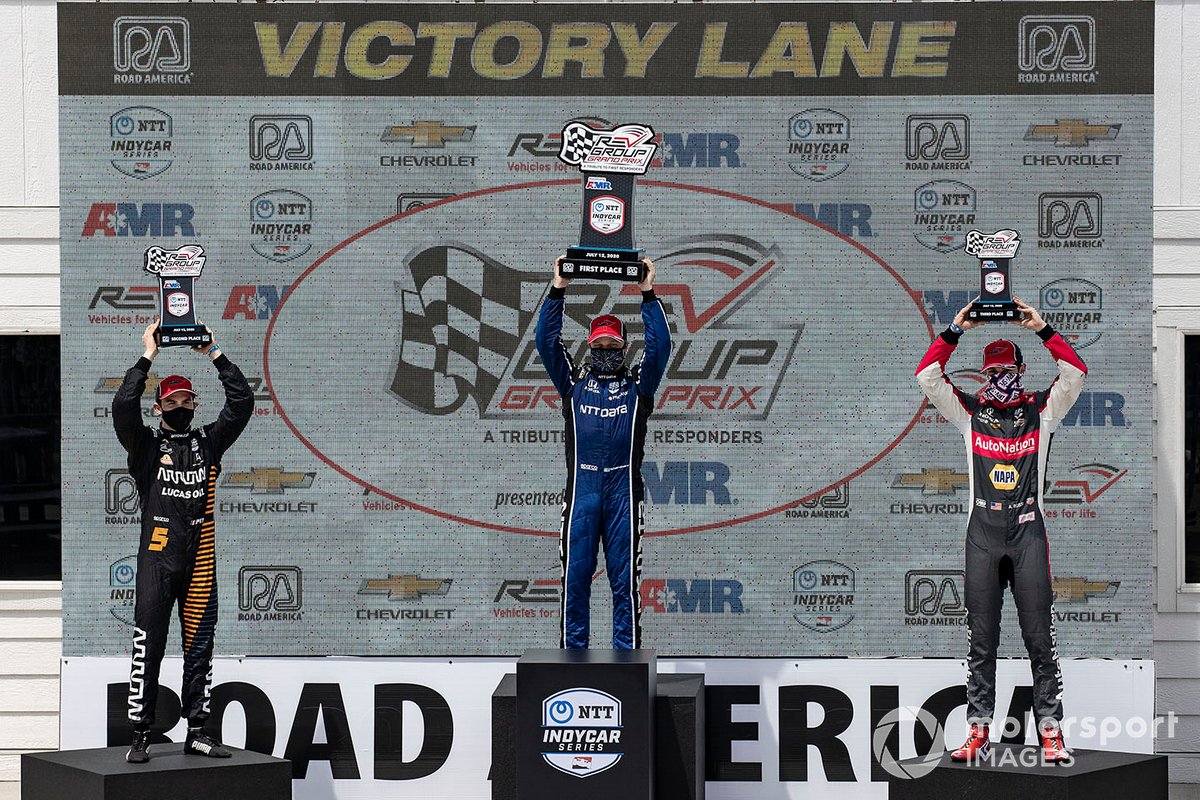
{"left": 887, "top": 743, "right": 1167, "bottom": 800}
{"left": 21, "top": 745, "right": 291, "bottom": 800}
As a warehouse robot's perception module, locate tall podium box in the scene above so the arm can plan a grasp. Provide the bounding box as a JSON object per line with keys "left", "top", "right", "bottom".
{"left": 516, "top": 648, "right": 656, "bottom": 800}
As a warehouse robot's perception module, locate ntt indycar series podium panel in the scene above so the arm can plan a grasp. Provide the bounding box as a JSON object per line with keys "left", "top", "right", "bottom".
{"left": 55, "top": 1, "right": 1155, "bottom": 799}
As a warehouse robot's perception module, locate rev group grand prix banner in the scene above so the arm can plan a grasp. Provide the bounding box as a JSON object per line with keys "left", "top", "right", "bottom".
{"left": 60, "top": 3, "right": 1153, "bottom": 660}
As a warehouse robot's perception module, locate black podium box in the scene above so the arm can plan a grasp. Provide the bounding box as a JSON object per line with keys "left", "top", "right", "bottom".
{"left": 517, "top": 648, "right": 655, "bottom": 800}
{"left": 887, "top": 743, "right": 1167, "bottom": 800}
{"left": 492, "top": 660, "right": 704, "bottom": 800}
{"left": 21, "top": 745, "right": 291, "bottom": 800}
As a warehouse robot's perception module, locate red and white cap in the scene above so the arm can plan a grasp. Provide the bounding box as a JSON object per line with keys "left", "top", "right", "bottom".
{"left": 587, "top": 314, "right": 625, "bottom": 345}
{"left": 982, "top": 339, "right": 1020, "bottom": 370}
{"left": 156, "top": 375, "right": 197, "bottom": 402}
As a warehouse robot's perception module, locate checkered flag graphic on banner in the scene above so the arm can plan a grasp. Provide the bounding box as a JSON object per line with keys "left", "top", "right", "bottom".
{"left": 144, "top": 246, "right": 170, "bottom": 273}
{"left": 391, "top": 245, "right": 543, "bottom": 414}
{"left": 964, "top": 230, "right": 986, "bottom": 254}
{"left": 559, "top": 122, "right": 601, "bottom": 166}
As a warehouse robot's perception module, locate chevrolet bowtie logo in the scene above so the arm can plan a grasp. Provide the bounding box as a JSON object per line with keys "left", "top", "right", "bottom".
{"left": 358, "top": 575, "right": 452, "bottom": 601}
{"left": 892, "top": 468, "right": 969, "bottom": 495}
{"left": 96, "top": 375, "right": 163, "bottom": 394}
{"left": 1052, "top": 577, "right": 1120, "bottom": 604}
{"left": 381, "top": 121, "right": 475, "bottom": 148}
{"left": 1024, "top": 119, "right": 1121, "bottom": 147}
{"left": 223, "top": 467, "right": 315, "bottom": 494}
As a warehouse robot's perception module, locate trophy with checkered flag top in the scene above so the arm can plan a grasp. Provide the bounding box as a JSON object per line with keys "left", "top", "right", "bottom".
{"left": 964, "top": 229, "right": 1021, "bottom": 321}
{"left": 557, "top": 121, "right": 656, "bottom": 281}
{"left": 143, "top": 244, "right": 212, "bottom": 346}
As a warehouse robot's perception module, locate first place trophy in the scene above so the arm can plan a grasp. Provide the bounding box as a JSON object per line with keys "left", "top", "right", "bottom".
{"left": 143, "top": 244, "right": 212, "bottom": 346}
{"left": 964, "top": 229, "right": 1022, "bottom": 321}
{"left": 556, "top": 121, "right": 657, "bottom": 281}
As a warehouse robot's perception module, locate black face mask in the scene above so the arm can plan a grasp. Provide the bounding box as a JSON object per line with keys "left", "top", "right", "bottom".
{"left": 161, "top": 406, "right": 195, "bottom": 431}
{"left": 590, "top": 348, "right": 625, "bottom": 375}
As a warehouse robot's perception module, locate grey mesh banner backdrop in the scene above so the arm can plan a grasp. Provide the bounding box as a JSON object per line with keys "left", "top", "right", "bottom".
{"left": 60, "top": 3, "right": 1153, "bottom": 659}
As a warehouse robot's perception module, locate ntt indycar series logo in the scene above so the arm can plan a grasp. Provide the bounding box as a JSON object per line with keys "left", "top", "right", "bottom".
{"left": 541, "top": 688, "right": 623, "bottom": 777}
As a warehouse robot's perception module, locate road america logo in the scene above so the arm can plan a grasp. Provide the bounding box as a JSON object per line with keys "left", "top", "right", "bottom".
{"left": 541, "top": 688, "right": 623, "bottom": 777}
{"left": 112, "top": 16, "right": 191, "bottom": 84}
{"left": 558, "top": 122, "right": 656, "bottom": 175}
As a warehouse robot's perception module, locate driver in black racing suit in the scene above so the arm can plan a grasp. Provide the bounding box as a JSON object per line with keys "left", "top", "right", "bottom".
{"left": 112, "top": 319, "right": 253, "bottom": 763}
{"left": 916, "top": 297, "right": 1086, "bottom": 764}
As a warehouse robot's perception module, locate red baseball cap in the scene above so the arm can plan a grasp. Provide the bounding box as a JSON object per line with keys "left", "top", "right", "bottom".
{"left": 587, "top": 314, "right": 625, "bottom": 345}
{"left": 156, "top": 375, "right": 197, "bottom": 402}
{"left": 982, "top": 339, "right": 1022, "bottom": 370}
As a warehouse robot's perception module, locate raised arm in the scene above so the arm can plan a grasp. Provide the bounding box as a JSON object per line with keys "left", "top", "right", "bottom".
{"left": 915, "top": 298, "right": 979, "bottom": 429}
{"left": 198, "top": 327, "right": 254, "bottom": 455}
{"left": 635, "top": 260, "right": 670, "bottom": 399}
{"left": 1011, "top": 298, "right": 1087, "bottom": 425}
{"left": 112, "top": 320, "right": 157, "bottom": 454}
{"left": 534, "top": 259, "right": 576, "bottom": 397}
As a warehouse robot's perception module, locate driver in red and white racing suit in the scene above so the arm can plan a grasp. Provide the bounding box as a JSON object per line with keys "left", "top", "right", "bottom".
{"left": 916, "top": 297, "right": 1086, "bottom": 764}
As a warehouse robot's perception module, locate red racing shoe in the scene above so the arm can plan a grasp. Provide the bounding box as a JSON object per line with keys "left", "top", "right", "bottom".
{"left": 950, "top": 723, "right": 990, "bottom": 762}
{"left": 1040, "top": 723, "right": 1071, "bottom": 764}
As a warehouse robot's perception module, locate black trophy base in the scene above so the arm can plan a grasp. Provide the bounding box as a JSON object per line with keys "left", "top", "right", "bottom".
{"left": 158, "top": 325, "right": 213, "bottom": 347}
{"left": 20, "top": 745, "right": 292, "bottom": 800}
{"left": 887, "top": 744, "right": 1166, "bottom": 800}
{"left": 968, "top": 301, "right": 1020, "bottom": 321}
{"left": 562, "top": 247, "right": 645, "bottom": 282}
{"left": 491, "top": 670, "right": 705, "bottom": 800}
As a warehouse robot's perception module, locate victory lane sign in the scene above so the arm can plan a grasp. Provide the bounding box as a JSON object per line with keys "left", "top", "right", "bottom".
{"left": 557, "top": 121, "right": 655, "bottom": 281}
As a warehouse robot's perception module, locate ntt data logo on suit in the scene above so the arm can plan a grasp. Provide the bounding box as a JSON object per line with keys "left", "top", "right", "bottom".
{"left": 112, "top": 16, "right": 191, "bottom": 84}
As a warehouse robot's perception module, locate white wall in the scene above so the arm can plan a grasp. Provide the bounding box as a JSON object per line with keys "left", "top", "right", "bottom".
{"left": 2, "top": 0, "right": 1200, "bottom": 785}
{"left": 0, "top": 0, "right": 57, "bottom": 333}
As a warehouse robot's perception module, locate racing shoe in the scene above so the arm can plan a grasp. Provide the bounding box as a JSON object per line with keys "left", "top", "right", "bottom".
{"left": 1040, "top": 723, "right": 1072, "bottom": 764}
{"left": 126, "top": 729, "right": 151, "bottom": 763}
{"left": 949, "top": 723, "right": 990, "bottom": 762}
{"left": 185, "top": 728, "right": 232, "bottom": 758}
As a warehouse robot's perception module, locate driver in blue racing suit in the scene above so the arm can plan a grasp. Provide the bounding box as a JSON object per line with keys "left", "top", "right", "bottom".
{"left": 536, "top": 257, "right": 671, "bottom": 649}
